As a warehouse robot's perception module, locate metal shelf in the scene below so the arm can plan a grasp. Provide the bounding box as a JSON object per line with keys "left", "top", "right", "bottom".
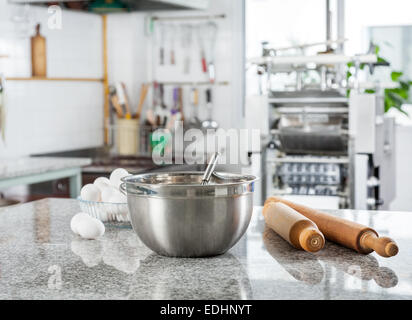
{"left": 270, "top": 129, "right": 350, "bottom": 136}
{"left": 155, "top": 81, "right": 229, "bottom": 86}
{"left": 266, "top": 156, "right": 349, "bottom": 164}
{"left": 6, "top": 77, "right": 103, "bottom": 82}
{"left": 151, "top": 14, "right": 226, "bottom": 21}
{"left": 268, "top": 97, "right": 348, "bottom": 104}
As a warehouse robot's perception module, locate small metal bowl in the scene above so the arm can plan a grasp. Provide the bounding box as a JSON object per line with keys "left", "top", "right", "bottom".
{"left": 121, "top": 171, "right": 257, "bottom": 257}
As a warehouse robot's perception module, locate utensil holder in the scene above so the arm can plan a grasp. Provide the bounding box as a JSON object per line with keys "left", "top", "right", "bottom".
{"left": 116, "top": 118, "right": 139, "bottom": 155}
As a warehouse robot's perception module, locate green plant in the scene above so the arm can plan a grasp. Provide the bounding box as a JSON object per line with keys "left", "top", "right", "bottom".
{"left": 346, "top": 45, "right": 411, "bottom": 116}
{"left": 383, "top": 71, "right": 412, "bottom": 115}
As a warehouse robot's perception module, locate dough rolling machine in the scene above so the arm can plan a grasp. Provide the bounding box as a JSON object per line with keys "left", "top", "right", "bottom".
{"left": 249, "top": 45, "right": 396, "bottom": 210}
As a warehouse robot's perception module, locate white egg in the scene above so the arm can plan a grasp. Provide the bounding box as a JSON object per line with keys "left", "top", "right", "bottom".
{"left": 93, "top": 177, "right": 111, "bottom": 192}
{"left": 108, "top": 190, "right": 127, "bottom": 204}
{"left": 110, "top": 168, "right": 129, "bottom": 189}
{"left": 70, "top": 212, "right": 91, "bottom": 235}
{"left": 80, "top": 184, "right": 101, "bottom": 202}
{"left": 101, "top": 186, "right": 118, "bottom": 202}
{"left": 77, "top": 217, "right": 105, "bottom": 240}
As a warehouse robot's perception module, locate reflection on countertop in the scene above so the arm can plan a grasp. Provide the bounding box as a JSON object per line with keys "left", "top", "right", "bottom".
{"left": 263, "top": 226, "right": 398, "bottom": 288}
{"left": 0, "top": 198, "right": 411, "bottom": 299}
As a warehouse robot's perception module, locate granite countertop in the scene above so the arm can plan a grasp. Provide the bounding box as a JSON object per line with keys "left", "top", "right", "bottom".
{"left": 0, "top": 157, "right": 92, "bottom": 179}
{"left": 0, "top": 198, "right": 411, "bottom": 300}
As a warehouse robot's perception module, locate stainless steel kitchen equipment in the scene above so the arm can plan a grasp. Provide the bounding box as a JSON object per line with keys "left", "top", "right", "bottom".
{"left": 348, "top": 93, "right": 396, "bottom": 210}
{"left": 121, "top": 171, "right": 257, "bottom": 257}
{"left": 265, "top": 89, "right": 351, "bottom": 209}
{"left": 201, "top": 152, "right": 220, "bottom": 185}
{"left": 248, "top": 47, "right": 397, "bottom": 210}
{"left": 245, "top": 0, "right": 397, "bottom": 210}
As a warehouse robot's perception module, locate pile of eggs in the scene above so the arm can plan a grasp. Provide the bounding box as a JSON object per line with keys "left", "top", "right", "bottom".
{"left": 80, "top": 168, "right": 129, "bottom": 203}
{"left": 74, "top": 168, "right": 130, "bottom": 234}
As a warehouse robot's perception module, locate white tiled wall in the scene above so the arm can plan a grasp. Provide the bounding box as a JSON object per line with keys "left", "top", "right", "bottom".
{"left": 107, "top": 0, "right": 245, "bottom": 130}
{"left": 107, "top": 12, "right": 148, "bottom": 115}
{"left": 0, "top": 0, "right": 244, "bottom": 158}
{"left": 0, "top": 3, "right": 103, "bottom": 157}
{"left": 145, "top": 0, "right": 245, "bottom": 130}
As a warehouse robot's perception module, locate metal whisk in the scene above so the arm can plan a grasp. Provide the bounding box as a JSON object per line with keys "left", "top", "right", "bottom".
{"left": 201, "top": 152, "right": 220, "bottom": 185}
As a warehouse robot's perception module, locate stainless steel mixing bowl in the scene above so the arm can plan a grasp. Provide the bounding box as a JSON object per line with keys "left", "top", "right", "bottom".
{"left": 121, "top": 171, "right": 257, "bottom": 257}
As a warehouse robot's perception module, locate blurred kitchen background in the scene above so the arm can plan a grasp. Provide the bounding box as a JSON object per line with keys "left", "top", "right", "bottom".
{"left": 1, "top": 0, "right": 412, "bottom": 212}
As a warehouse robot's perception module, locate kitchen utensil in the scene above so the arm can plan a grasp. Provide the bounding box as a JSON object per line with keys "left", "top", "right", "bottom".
{"left": 178, "top": 86, "right": 184, "bottom": 122}
{"left": 166, "top": 86, "right": 180, "bottom": 129}
{"left": 201, "top": 152, "right": 220, "bottom": 185}
{"left": 158, "top": 23, "right": 165, "bottom": 65}
{"left": 31, "top": 23, "right": 46, "bottom": 77}
{"left": 188, "top": 87, "right": 201, "bottom": 128}
{"left": 146, "top": 110, "right": 156, "bottom": 127}
{"left": 135, "top": 83, "right": 149, "bottom": 119}
{"left": 265, "top": 197, "right": 399, "bottom": 257}
{"left": 170, "top": 24, "right": 176, "bottom": 65}
{"left": 196, "top": 25, "right": 208, "bottom": 73}
{"left": 201, "top": 88, "right": 218, "bottom": 130}
{"left": 159, "top": 83, "right": 170, "bottom": 126}
{"left": 77, "top": 197, "right": 130, "bottom": 223}
{"left": 212, "top": 171, "right": 254, "bottom": 182}
{"left": 172, "top": 86, "right": 179, "bottom": 113}
{"left": 203, "top": 21, "right": 218, "bottom": 83}
{"left": 262, "top": 201, "right": 325, "bottom": 252}
{"left": 116, "top": 82, "right": 132, "bottom": 119}
{"left": 120, "top": 171, "right": 257, "bottom": 257}
{"left": 151, "top": 82, "right": 164, "bottom": 127}
{"left": 123, "top": 83, "right": 132, "bottom": 119}
{"left": 110, "top": 94, "right": 124, "bottom": 118}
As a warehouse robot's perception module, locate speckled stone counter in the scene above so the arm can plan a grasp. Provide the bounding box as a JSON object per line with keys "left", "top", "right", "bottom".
{"left": 0, "top": 157, "right": 91, "bottom": 179}
{"left": 0, "top": 198, "right": 411, "bottom": 299}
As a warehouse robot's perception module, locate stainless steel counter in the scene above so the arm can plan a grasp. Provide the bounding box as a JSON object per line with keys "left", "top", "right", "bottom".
{"left": 0, "top": 198, "right": 410, "bottom": 299}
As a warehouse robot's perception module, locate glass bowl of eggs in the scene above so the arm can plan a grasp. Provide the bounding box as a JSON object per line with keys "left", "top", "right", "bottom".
{"left": 77, "top": 168, "right": 131, "bottom": 223}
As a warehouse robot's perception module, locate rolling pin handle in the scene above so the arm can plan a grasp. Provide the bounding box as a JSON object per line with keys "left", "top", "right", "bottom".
{"left": 361, "top": 232, "right": 399, "bottom": 258}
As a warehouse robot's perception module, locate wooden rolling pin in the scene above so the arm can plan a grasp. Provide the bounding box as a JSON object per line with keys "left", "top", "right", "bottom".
{"left": 262, "top": 202, "right": 325, "bottom": 253}
{"left": 265, "top": 197, "right": 399, "bottom": 258}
